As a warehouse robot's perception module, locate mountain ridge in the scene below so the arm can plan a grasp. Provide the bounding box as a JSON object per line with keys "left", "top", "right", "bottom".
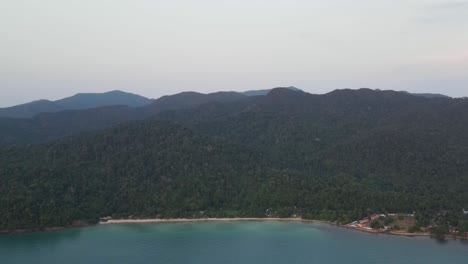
{"left": 0, "top": 88, "right": 463, "bottom": 145}
{"left": 243, "top": 86, "right": 303, "bottom": 96}
{"left": 1, "top": 87, "right": 468, "bottom": 232}
{"left": 0, "top": 90, "right": 153, "bottom": 118}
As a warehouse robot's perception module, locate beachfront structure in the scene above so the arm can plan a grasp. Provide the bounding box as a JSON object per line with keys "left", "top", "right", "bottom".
{"left": 370, "top": 214, "right": 386, "bottom": 221}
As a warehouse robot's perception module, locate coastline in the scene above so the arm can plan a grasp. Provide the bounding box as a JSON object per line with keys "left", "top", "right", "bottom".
{"left": 99, "top": 217, "right": 435, "bottom": 238}
{"left": 3, "top": 217, "right": 466, "bottom": 240}
{"left": 99, "top": 217, "right": 327, "bottom": 225}
{"left": 0, "top": 221, "right": 90, "bottom": 235}
{"left": 388, "top": 231, "right": 430, "bottom": 237}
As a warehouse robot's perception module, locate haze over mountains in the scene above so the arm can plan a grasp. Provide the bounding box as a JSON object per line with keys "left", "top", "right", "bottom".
{"left": 0, "top": 90, "right": 153, "bottom": 118}
{"left": 242, "top": 86, "right": 302, "bottom": 96}
{"left": 1, "top": 86, "right": 467, "bottom": 232}
{"left": 0, "top": 87, "right": 305, "bottom": 119}
{"left": 0, "top": 86, "right": 454, "bottom": 119}
{"left": 0, "top": 87, "right": 461, "bottom": 145}
{"left": 0, "top": 87, "right": 299, "bottom": 144}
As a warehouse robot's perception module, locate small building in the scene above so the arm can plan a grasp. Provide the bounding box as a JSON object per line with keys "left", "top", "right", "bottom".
{"left": 370, "top": 214, "right": 382, "bottom": 221}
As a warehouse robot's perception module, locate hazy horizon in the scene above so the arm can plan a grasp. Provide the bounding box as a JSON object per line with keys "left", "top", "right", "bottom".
{"left": 1, "top": 0, "right": 467, "bottom": 107}
{"left": 0, "top": 86, "right": 463, "bottom": 108}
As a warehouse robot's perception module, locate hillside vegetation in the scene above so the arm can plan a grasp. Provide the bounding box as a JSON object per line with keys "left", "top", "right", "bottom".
{"left": 1, "top": 88, "right": 468, "bottom": 232}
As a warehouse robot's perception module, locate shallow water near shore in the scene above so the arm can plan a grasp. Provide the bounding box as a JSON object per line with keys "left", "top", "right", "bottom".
{"left": 1, "top": 221, "right": 467, "bottom": 264}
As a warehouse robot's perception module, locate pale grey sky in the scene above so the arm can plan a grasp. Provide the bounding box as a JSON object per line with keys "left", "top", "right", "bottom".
{"left": 1, "top": 0, "right": 467, "bottom": 106}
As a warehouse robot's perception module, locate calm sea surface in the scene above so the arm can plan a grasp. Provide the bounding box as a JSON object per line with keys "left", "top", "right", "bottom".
{"left": 1, "top": 221, "right": 467, "bottom": 264}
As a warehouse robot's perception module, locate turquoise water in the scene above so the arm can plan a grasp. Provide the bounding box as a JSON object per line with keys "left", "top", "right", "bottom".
{"left": 1, "top": 221, "right": 467, "bottom": 264}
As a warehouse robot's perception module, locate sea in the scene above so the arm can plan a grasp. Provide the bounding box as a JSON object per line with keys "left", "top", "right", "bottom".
{"left": 1, "top": 221, "right": 467, "bottom": 264}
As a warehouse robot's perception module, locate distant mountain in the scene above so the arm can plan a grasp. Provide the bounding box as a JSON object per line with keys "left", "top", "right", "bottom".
{"left": 399, "top": 91, "right": 450, "bottom": 99}
{"left": 0, "top": 87, "right": 462, "bottom": 145}
{"left": 0, "top": 100, "right": 63, "bottom": 119}
{"left": 411, "top": 93, "right": 450, "bottom": 99}
{"left": 0, "top": 91, "right": 249, "bottom": 144}
{"left": 0, "top": 90, "right": 153, "bottom": 118}
{"left": 54, "top": 90, "right": 153, "bottom": 109}
{"left": 146, "top": 91, "right": 246, "bottom": 113}
{"left": 154, "top": 87, "right": 468, "bottom": 170}
{"left": 242, "top": 86, "right": 302, "bottom": 96}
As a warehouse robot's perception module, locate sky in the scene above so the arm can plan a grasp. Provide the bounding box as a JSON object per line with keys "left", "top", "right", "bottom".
{"left": 1, "top": 0, "right": 467, "bottom": 107}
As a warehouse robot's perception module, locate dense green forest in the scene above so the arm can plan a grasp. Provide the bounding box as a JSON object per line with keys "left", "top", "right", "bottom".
{"left": 0, "top": 91, "right": 247, "bottom": 144}
{"left": 1, "top": 88, "right": 468, "bottom": 232}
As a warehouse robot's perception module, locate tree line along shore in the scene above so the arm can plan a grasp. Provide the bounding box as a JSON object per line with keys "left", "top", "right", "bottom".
{"left": 2, "top": 89, "right": 468, "bottom": 238}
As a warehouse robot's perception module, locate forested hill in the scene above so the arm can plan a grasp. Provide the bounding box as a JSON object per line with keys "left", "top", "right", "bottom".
{"left": 0, "top": 90, "right": 152, "bottom": 118}
{"left": 1, "top": 88, "right": 468, "bottom": 231}
{"left": 0, "top": 91, "right": 249, "bottom": 144}
{"left": 155, "top": 88, "right": 468, "bottom": 169}
{"left": 0, "top": 121, "right": 269, "bottom": 230}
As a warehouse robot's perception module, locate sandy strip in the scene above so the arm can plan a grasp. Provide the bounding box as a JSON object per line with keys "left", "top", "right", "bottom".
{"left": 99, "top": 218, "right": 458, "bottom": 239}
{"left": 388, "top": 231, "right": 430, "bottom": 237}
{"left": 99, "top": 218, "right": 324, "bottom": 225}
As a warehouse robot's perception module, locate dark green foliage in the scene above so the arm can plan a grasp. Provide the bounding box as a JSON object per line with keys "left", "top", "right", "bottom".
{"left": 431, "top": 225, "right": 449, "bottom": 240}
{"left": 0, "top": 91, "right": 248, "bottom": 144}
{"left": 1, "top": 88, "right": 468, "bottom": 231}
{"left": 370, "top": 220, "right": 383, "bottom": 229}
{"left": 408, "top": 225, "right": 420, "bottom": 233}
{"left": 458, "top": 221, "right": 468, "bottom": 237}
{"left": 0, "top": 121, "right": 265, "bottom": 229}
{"left": 384, "top": 217, "right": 394, "bottom": 226}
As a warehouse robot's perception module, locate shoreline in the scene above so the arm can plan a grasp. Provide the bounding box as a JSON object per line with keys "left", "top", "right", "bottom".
{"left": 99, "top": 217, "right": 326, "bottom": 225}
{"left": 99, "top": 217, "right": 435, "bottom": 238}
{"left": 3, "top": 217, "right": 467, "bottom": 240}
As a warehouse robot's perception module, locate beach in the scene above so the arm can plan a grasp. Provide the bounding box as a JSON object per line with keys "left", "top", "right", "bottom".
{"left": 98, "top": 217, "right": 442, "bottom": 238}
{"left": 3, "top": 217, "right": 450, "bottom": 239}
{"left": 99, "top": 217, "right": 324, "bottom": 225}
